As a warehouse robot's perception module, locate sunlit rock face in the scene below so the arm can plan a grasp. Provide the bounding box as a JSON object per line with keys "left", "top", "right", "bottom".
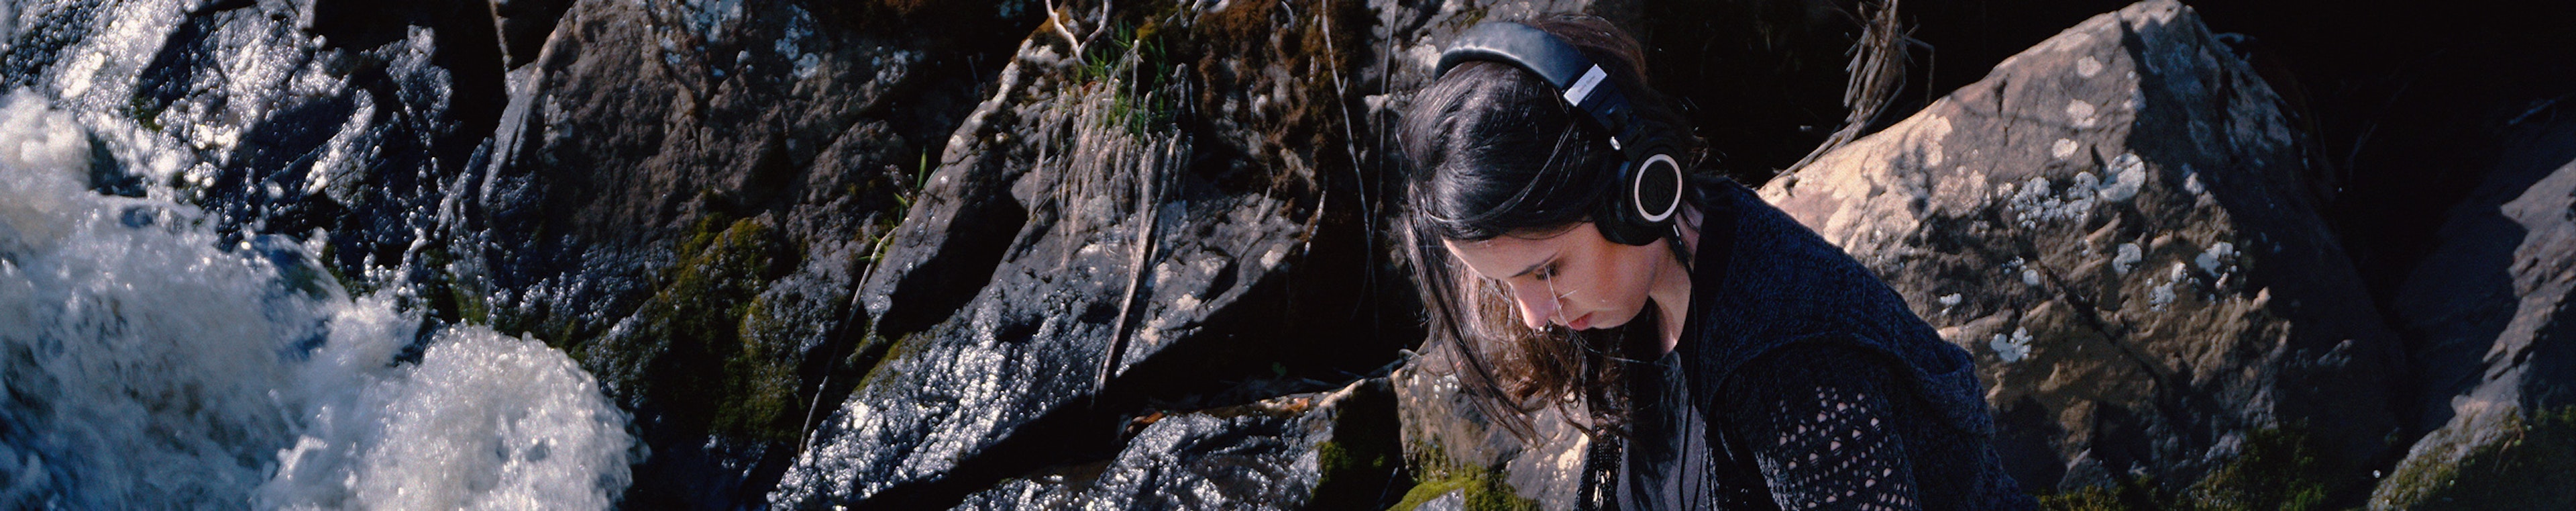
{"left": 474, "top": 1, "right": 1048, "bottom": 505}
{"left": 947, "top": 379, "right": 1403, "bottom": 510}
{"left": 1, "top": 0, "right": 499, "bottom": 283}
{"left": 1760, "top": 0, "right": 2401, "bottom": 496}
{"left": 768, "top": 0, "right": 1414, "bottom": 508}
{"left": 2371, "top": 111, "right": 2576, "bottom": 510}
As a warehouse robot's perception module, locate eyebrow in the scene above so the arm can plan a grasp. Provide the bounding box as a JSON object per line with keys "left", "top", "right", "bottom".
{"left": 1507, "top": 253, "right": 1556, "bottom": 279}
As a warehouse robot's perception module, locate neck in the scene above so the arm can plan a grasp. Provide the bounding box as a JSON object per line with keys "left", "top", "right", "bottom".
{"left": 1650, "top": 205, "right": 1704, "bottom": 353}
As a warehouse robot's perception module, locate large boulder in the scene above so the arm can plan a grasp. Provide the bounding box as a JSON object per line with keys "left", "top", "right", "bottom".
{"left": 770, "top": 0, "right": 1410, "bottom": 508}
{"left": 1, "top": 0, "right": 504, "bottom": 287}
{"left": 2369, "top": 112, "right": 2576, "bottom": 510}
{"left": 471, "top": 0, "right": 1038, "bottom": 505}
{"left": 1758, "top": 0, "right": 2403, "bottom": 500}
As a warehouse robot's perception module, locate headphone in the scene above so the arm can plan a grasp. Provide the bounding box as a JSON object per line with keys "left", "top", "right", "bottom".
{"left": 1436, "top": 21, "right": 1688, "bottom": 246}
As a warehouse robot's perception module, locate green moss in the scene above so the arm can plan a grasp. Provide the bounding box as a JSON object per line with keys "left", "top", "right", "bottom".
{"left": 1386, "top": 463, "right": 1535, "bottom": 511}
{"left": 127, "top": 95, "right": 164, "bottom": 133}
{"left": 2378, "top": 406, "right": 2576, "bottom": 510}
{"left": 2038, "top": 479, "right": 2161, "bottom": 511}
{"left": 2186, "top": 428, "right": 2330, "bottom": 511}
{"left": 576, "top": 216, "right": 807, "bottom": 443}
{"left": 2039, "top": 428, "right": 2338, "bottom": 511}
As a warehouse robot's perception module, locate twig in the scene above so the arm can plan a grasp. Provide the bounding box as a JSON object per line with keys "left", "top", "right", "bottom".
{"left": 1788, "top": 0, "right": 1909, "bottom": 172}
{"left": 1096, "top": 128, "right": 1171, "bottom": 404}
{"left": 1046, "top": 0, "right": 1088, "bottom": 56}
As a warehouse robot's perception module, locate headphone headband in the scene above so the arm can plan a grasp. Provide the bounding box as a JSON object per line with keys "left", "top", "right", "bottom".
{"left": 1436, "top": 22, "right": 1644, "bottom": 150}
{"left": 1436, "top": 20, "right": 1687, "bottom": 246}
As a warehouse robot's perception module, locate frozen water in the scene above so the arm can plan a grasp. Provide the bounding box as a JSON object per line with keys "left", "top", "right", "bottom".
{"left": 0, "top": 92, "right": 631, "bottom": 509}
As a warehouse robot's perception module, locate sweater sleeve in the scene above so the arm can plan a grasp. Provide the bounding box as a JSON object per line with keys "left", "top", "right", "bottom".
{"left": 1717, "top": 344, "right": 1924, "bottom": 511}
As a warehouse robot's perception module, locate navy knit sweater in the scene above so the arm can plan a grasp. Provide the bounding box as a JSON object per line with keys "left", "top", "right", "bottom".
{"left": 1587, "top": 179, "right": 2037, "bottom": 510}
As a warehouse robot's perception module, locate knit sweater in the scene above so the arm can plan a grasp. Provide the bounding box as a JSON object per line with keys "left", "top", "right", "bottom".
{"left": 1591, "top": 179, "right": 2037, "bottom": 510}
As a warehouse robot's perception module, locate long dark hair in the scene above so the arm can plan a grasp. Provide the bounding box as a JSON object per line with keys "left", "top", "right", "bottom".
{"left": 1398, "top": 13, "right": 1707, "bottom": 440}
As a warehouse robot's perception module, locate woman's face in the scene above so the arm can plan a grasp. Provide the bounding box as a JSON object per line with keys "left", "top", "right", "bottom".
{"left": 1444, "top": 222, "right": 1668, "bottom": 332}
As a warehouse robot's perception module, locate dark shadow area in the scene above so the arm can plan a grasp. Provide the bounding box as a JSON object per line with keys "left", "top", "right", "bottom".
{"left": 2392, "top": 118, "right": 2576, "bottom": 434}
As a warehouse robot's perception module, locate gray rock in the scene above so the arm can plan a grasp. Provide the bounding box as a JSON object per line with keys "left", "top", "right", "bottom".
{"left": 950, "top": 379, "right": 1404, "bottom": 511}
{"left": 1390, "top": 342, "right": 1589, "bottom": 510}
{"left": 1760, "top": 0, "right": 2402, "bottom": 495}
{"left": 2370, "top": 111, "right": 2576, "bottom": 510}
{"left": 1411, "top": 488, "right": 1468, "bottom": 511}
{"left": 474, "top": 0, "right": 1028, "bottom": 506}
{"left": 772, "top": 1, "right": 1394, "bottom": 507}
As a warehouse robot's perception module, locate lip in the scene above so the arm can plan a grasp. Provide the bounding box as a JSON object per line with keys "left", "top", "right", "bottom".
{"left": 1568, "top": 312, "right": 1594, "bottom": 330}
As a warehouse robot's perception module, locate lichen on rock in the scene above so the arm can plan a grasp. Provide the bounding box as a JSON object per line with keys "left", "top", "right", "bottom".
{"left": 1762, "top": 0, "right": 2402, "bottom": 498}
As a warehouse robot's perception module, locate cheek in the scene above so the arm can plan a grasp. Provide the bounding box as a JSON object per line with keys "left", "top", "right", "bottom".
{"left": 1572, "top": 251, "right": 1651, "bottom": 308}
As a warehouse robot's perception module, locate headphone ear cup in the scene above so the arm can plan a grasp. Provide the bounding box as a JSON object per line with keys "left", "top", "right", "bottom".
{"left": 1595, "top": 154, "right": 1682, "bottom": 246}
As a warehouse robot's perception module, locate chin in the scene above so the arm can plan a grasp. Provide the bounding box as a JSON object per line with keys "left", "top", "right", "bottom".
{"left": 1580, "top": 308, "right": 1646, "bottom": 330}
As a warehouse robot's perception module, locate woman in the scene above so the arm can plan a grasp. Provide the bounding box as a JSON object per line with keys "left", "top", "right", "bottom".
{"left": 1399, "top": 14, "right": 2036, "bottom": 510}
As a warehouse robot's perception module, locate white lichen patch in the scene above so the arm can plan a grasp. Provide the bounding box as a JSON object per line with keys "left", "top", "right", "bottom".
{"left": 2053, "top": 138, "right": 2082, "bottom": 160}
{"left": 2113, "top": 242, "right": 2143, "bottom": 275}
{"left": 2076, "top": 56, "right": 2104, "bottom": 77}
{"left": 2006, "top": 175, "right": 2099, "bottom": 228}
{"left": 1990, "top": 327, "right": 2035, "bottom": 363}
{"left": 2147, "top": 262, "right": 2188, "bottom": 312}
{"left": 2000, "top": 257, "right": 2043, "bottom": 287}
{"left": 2196, "top": 241, "right": 2237, "bottom": 276}
{"left": 2100, "top": 152, "right": 2146, "bottom": 202}
{"left": 2068, "top": 99, "right": 2098, "bottom": 128}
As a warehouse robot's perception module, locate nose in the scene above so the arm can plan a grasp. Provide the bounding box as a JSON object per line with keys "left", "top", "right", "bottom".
{"left": 1509, "top": 282, "right": 1560, "bottom": 330}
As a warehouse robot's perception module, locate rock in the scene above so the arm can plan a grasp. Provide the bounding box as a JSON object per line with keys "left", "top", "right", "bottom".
{"left": 1389, "top": 342, "right": 1584, "bottom": 510}
{"left": 0, "top": 0, "right": 511, "bottom": 321}
{"left": 2369, "top": 112, "right": 2576, "bottom": 510}
{"left": 1759, "top": 0, "right": 2402, "bottom": 498}
{"left": 949, "top": 379, "right": 1406, "bottom": 510}
{"left": 771, "top": 1, "right": 1411, "bottom": 508}
{"left": 471, "top": 0, "right": 1039, "bottom": 506}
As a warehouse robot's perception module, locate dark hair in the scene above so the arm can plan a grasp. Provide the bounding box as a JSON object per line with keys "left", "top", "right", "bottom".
{"left": 1398, "top": 13, "right": 1705, "bottom": 439}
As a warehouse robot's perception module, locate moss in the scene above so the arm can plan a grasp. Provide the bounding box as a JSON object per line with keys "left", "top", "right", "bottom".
{"left": 2038, "top": 478, "right": 2163, "bottom": 511}
{"left": 2039, "top": 428, "right": 2338, "bottom": 511}
{"left": 127, "top": 95, "right": 164, "bottom": 133}
{"left": 2186, "top": 428, "right": 2330, "bottom": 511}
{"left": 1385, "top": 462, "right": 1536, "bottom": 511}
{"left": 2377, "top": 406, "right": 2576, "bottom": 510}
{"left": 576, "top": 216, "right": 807, "bottom": 443}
